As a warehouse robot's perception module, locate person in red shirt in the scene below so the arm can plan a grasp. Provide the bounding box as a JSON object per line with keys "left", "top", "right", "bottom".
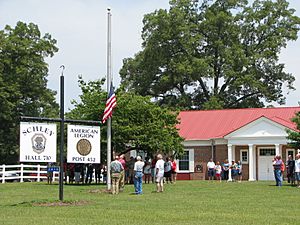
{"left": 171, "top": 157, "right": 177, "bottom": 184}
{"left": 118, "top": 154, "right": 126, "bottom": 191}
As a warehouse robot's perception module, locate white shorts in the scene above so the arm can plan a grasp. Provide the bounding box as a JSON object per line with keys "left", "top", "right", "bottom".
{"left": 156, "top": 174, "right": 164, "bottom": 183}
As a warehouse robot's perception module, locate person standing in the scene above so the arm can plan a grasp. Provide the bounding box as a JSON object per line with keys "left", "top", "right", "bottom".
{"left": 143, "top": 160, "right": 151, "bottom": 184}
{"left": 69, "top": 163, "right": 75, "bottom": 184}
{"left": 74, "top": 163, "right": 82, "bottom": 184}
{"left": 207, "top": 158, "right": 216, "bottom": 181}
{"left": 95, "top": 164, "right": 101, "bottom": 184}
{"left": 151, "top": 156, "right": 157, "bottom": 183}
{"left": 85, "top": 163, "right": 94, "bottom": 184}
{"left": 215, "top": 161, "right": 222, "bottom": 182}
{"left": 164, "top": 157, "right": 172, "bottom": 184}
{"left": 171, "top": 157, "right": 177, "bottom": 184}
{"left": 236, "top": 161, "right": 242, "bottom": 182}
{"left": 231, "top": 160, "right": 237, "bottom": 181}
{"left": 47, "top": 162, "right": 53, "bottom": 185}
{"left": 110, "top": 156, "right": 124, "bottom": 195}
{"left": 155, "top": 154, "right": 165, "bottom": 192}
{"left": 286, "top": 155, "right": 295, "bottom": 185}
{"left": 273, "top": 155, "right": 283, "bottom": 187}
{"left": 134, "top": 156, "right": 145, "bottom": 194}
{"left": 118, "top": 154, "right": 126, "bottom": 191}
{"left": 222, "top": 159, "right": 230, "bottom": 181}
{"left": 127, "top": 156, "right": 135, "bottom": 184}
{"left": 294, "top": 154, "right": 300, "bottom": 188}
{"left": 101, "top": 164, "right": 107, "bottom": 184}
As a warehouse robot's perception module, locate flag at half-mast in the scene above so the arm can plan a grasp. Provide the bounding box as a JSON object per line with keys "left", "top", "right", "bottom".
{"left": 102, "top": 82, "right": 117, "bottom": 124}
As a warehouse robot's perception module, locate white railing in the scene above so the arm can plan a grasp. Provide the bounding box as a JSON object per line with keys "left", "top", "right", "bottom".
{"left": 0, "top": 164, "right": 59, "bottom": 183}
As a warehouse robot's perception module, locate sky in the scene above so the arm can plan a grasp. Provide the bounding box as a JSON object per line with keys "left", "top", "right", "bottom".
{"left": 0, "top": 0, "right": 299, "bottom": 111}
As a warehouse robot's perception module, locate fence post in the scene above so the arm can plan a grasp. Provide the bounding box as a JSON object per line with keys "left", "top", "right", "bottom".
{"left": 37, "top": 164, "right": 41, "bottom": 182}
{"left": 52, "top": 171, "right": 55, "bottom": 183}
{"left": 2, "top": 164, "right": 5, "bottom": 183}
{"left": 20, "top": 164, "right": 24, "bottom": 183}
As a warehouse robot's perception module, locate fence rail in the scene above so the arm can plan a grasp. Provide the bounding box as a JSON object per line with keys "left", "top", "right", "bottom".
{"left": 0, "top": 164, "right": 59, "bottom": 183}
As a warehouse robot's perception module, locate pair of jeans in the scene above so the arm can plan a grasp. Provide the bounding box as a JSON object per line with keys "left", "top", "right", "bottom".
{"left": 274, "top": 169, "right": 282, "bottom": 186}
{"left": 134, "top": 171, "right": 143, "bottom": 194}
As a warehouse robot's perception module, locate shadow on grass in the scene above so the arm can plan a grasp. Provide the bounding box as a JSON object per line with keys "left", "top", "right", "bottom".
{"left": 40, "top": 182, "right": 107, "bottom": 187}
{"left": 10, "top": 199, "right": 92, "bottom": 207}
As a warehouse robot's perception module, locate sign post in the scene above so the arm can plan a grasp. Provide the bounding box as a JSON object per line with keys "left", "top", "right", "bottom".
{"left": 59, "top": 65, "right": 65, "bottom": 201}
{"left": 20, "top": 66, "right": 101, "bottom": 202}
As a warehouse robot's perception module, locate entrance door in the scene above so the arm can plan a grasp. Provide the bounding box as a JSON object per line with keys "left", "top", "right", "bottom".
{"left": 258, "top": 148, "right": 276, "bottom": 180}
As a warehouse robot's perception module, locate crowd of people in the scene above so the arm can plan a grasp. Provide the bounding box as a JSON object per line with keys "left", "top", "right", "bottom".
{"left": 206, "top": 158, "right": 242, "bottom": 182}
{"left": 60, "top": 154, "right": 177, "bottom": 192}
{"left": 205, "top": 154, "right": 300, "bottom": 187}
{"left": 55, "top": 152, "right": 300, "bottom": 192}
{"left": 110, "top": 154, "right": 177, "bottom": 195}
{"left": 62, "top": 161, "right": 107, "bottom": 185}
{"left": 275, "top": 153, "right": 300, "bottom": 187}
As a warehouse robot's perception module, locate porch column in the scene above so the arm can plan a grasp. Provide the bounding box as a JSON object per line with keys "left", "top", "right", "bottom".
{"left": 275, "top": 144, "right": 280, "bottom": 156}
{"left": 232, "top": 145, "right": 235, "bottom": 161}
{"left": 248, "top": 144, "right": 255, "bottom": 181}
{"left": 228, "top": 144, "right": 233, "bottom": 181}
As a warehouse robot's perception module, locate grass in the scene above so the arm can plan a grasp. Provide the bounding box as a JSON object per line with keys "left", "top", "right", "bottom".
{"left": 0, "top": 180, "right": 299, "bottom": 225}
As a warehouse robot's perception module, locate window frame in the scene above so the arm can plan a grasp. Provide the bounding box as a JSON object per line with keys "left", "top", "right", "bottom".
{"left": 240, "top": 149, "right": 248, "bottom": 164}
{"left": 176, "top": 149, "right": 194, "bottom": 173}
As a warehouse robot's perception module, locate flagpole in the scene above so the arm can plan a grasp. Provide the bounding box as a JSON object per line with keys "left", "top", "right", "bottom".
{"left": 106, "top": 7, "right": 112, "bottom": 190}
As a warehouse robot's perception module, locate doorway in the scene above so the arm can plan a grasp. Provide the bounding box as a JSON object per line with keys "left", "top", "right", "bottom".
{"left": 258, "top": 148, "right": 275, "bottom": 180}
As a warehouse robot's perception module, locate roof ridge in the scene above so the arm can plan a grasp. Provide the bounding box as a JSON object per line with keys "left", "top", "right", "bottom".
{"left": 180, "top": 106, "right": 300, "bottom": 113}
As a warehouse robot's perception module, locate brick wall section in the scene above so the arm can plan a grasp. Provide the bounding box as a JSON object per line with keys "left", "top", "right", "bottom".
{"left": 192, "top": 144, "right": 250, "bottom": 180}
{"left": 234, "top": 145, "right": 249, "bottom": 180}
{"left": 215, "top": 145, "right": 228, "bottom": 163}
{"left": 193, "top": 146, "right": 211, "bottom": 180}
{"left": 194, "top": 146, "right": 212, "bottom": 163}
{"left": 191, "top": 144, "right": 251, "bottom": 180}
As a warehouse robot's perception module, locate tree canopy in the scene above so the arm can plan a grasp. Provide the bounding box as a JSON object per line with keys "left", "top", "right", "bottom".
{"left": 0, "top": 22, "right": 59, "bottom": 163}
{"left": 67, "top": 77, "right": 184, "bottom": 160}
{"left": 120, "top": 0, "right": 300, "bottom": 110}
{"left": 287, "top": 111, "right": 300, "bottom": 150}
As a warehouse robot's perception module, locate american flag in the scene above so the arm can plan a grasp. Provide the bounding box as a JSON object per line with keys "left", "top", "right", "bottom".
{"left": 102, "top": 82, "right": 117, "bottom": 124}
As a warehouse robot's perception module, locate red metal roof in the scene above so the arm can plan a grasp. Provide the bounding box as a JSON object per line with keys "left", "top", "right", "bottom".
{"left": 177, "top": 107, "right": 300, "bottom": 140}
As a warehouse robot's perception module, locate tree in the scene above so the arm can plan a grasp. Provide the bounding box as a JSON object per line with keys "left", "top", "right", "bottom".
{"left": 287, "top": 111, "right": 300, "bottom": 150}
{"left": 67, "top": 77, "right": 184, "bottom": 159}
{"left": 0, "top": 22, "right": 59, "bottom": 163}
{"left": 113, "top": 91, "right": 184, "bottom": 157}
{"left": 120, "top": 0, "right": 300, "bottom": 110}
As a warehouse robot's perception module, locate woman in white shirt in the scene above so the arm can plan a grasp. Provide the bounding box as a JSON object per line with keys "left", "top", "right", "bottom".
{"left": 155, "top": 154, "right": 165, "bottom": 192}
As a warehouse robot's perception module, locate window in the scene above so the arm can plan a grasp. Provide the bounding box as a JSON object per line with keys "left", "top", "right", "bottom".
{"left": 179, "top": 151, "right": 189, "bottom": 171}
{"left": 240, "top": 150, "right": 248, "bottom": 164}
{"left": 259, "top": 148, "right": 275, "bottom": 156}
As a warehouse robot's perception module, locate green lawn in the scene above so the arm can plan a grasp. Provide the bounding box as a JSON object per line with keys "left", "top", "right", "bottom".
{"left": 0, "top": 181, "right": 299, "bottom": 225}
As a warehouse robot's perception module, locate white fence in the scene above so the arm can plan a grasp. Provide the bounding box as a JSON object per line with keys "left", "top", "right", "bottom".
{"left": 0, "top": 164, "right": 59, "bottom": 183}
